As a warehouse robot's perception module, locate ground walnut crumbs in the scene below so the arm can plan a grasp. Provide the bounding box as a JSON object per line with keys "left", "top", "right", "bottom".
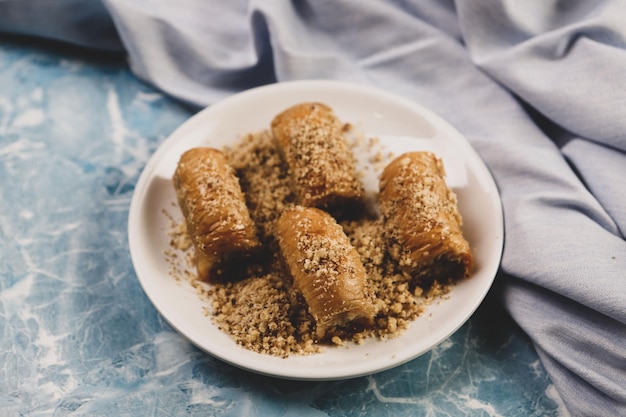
{"left": 168, "top": 128, "right": 455, "bottom": 357}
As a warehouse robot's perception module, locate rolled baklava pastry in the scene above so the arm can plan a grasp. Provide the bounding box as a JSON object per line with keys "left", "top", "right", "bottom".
{"left": 173, "top": 147, "right": 260, "bottom": 281}
{"left": 271, "top": 102, "right": 363, "bottom": 212}
{"left": 275, "top": 205, "right": 376, "bottom": 340}
{"left": 379, "top": 152, "right": 472, "bottom": 287}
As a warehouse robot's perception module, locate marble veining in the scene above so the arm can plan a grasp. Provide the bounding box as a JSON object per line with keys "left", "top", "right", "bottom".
{"left": 0, "top": 38, "right": 563, "bottom": 416}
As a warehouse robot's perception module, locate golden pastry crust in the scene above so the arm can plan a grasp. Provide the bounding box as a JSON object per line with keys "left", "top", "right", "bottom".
{"left": 271, "top": 102, "right": 363, "bottom": 213}
{"left": 173, "top": 147, "right": 260, "bottom": 281}
{"left": 275, "top": 205, "right": 376, "bottom": 340}
{"left": 379, "top": 152, "right": 472, "bottom": 287}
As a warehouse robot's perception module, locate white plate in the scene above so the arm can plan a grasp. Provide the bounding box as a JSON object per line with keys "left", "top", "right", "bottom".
{"left": 128, "top": 80, "right": 503, "bottom": 380}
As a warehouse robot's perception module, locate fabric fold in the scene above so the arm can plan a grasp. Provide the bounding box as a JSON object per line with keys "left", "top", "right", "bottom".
{"left": 503, "top": 277, "right": 626, "bottom": 416}
{"left": 103, "top": 0, "right": 277, "bottom": 105}
{"left": 457, "top": 0, "right": 626, "bottom": 152}
{"left": 0, "top": 0, "right": 123, "bottom": 51}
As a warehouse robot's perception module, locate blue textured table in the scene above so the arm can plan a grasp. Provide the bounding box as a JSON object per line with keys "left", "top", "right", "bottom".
{"left": 0, "top": 37, "right": 564, "bottom": 416}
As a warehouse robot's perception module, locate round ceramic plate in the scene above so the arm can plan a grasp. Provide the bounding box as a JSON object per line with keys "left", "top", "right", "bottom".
{"left": 128, "top": 80, "right": 503, "bottom": 380}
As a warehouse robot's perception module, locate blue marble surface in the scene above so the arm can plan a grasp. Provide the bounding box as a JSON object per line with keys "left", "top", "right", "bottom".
{"left": 0, "top": 37, "right": 565, "bottom": 416}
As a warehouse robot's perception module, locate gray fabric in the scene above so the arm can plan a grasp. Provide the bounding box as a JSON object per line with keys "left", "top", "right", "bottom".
{"left": 0, "top": 0, "right": 122, "bottom": 51}
{"left": 1, "top": 1, "right": 624, "bottom": 415}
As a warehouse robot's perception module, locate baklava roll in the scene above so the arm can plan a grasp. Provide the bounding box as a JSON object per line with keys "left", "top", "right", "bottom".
{"left": 271, "top": 102, "right": 363, "bottom": 212}
{"left": 379, "top": 152, "right": 472, "bottom": 287}
{"left": 173, "top": 147, "right": 260, "bottom": 281}
{"left": 276, "top": 205, "right": 376, "bottom": 340}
